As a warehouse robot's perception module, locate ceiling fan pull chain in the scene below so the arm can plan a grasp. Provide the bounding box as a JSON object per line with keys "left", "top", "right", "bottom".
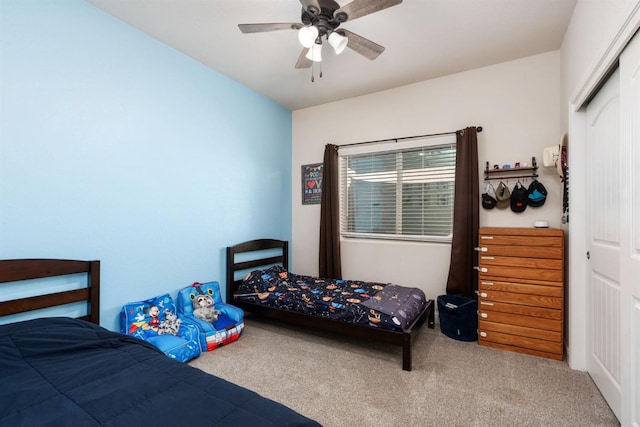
{"left": 311, "top": 61, "right": 315, "bottom": 82}
{"left": 319, "top": 61, "right": 323, "bottom": 79}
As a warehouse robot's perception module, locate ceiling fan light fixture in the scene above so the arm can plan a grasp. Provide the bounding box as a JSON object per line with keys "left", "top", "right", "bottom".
{"left": 328, "top": 31, "right": 348, "bottom": 55}
{"left": 239, "top": 0, "right": 403, "bottom": 77}
{"left": 298, "top": 25, "right": 319, "bottom": 48}
{"left": 305, "top": 43, "right": 323, "bottom": 62}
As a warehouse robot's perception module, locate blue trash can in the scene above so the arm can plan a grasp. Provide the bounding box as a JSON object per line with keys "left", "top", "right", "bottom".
{"left": 437, "top": 295, "right": 478, "bottom": 341}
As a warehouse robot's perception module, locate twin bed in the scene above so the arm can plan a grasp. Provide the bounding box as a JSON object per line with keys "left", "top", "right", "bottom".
{"left": 226, "top": 239, "right": 435, "bottom": 372}
{"left": 1, "top": 240, "right": 434, "bottom": 425}
{"left": 0, "top": 258, "right": 319, "bottom": 426}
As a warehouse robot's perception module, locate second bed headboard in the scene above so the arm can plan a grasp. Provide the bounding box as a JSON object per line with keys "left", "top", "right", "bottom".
{"left": 0, "top": 259, "right": 100, "bottom": 325}
{"left": 226, "top": 239, "right": 288, "bottom": 304}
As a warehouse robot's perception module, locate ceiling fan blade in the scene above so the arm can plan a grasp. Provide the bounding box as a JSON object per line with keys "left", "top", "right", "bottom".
{"left": 335, "top": 0, "right": 402, "bottom": 21}
{"left": 299, "top": 0, "right": 321, "bottom": 15}
{"left": 295, "top": 48, "right": 312, "bottom": 69}
{"left": 238, "top": 23, "right": 302, "bottom": 33}
{"left": 338, "top": 29, "right": 385, "bottom": 60}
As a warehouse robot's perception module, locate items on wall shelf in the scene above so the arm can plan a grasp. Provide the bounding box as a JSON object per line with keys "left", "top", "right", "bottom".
{"left": 484, "top": 157, "right": 538, "bottom": 181}
{"left": 481, "top": 156, "right": 547, "bottom": 213}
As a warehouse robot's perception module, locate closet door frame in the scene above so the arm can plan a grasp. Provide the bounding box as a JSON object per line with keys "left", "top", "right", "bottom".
{"left": 568, "top": 5, "right": 640, "bottom": 426}
{"left": 567, "top": 3, "right": 640, "bottom": 373}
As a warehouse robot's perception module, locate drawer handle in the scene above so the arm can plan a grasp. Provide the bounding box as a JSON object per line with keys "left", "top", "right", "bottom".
{"left": 478, "top": 312, "right": 488, "bottom": 318}
{"left": 473, "top": 267, "right": 488, "bottom": 273}
{"left": 481, "top": 256, "right": 494, "bottom": 260}
{"left": 480, "top": 236, "right": 494, "bottom": 240}
{"left": 479, "top": 292, "right": 488, "bottom": 298}
{"left": 480, "top": 301, "right": 494, "bottom": 306}
{"left": 474, "top": 247, "right": 488, "bottom": 252}
{"left": 481, "top": 281, "right": 494, "bottom": 286}
{"left": 479, "top": 331, "right": 487, "bottom": 337}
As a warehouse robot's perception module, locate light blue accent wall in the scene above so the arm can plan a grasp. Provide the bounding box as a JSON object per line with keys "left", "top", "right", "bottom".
{"left": 0, "top": 0, "right": 292, "bottom": 330}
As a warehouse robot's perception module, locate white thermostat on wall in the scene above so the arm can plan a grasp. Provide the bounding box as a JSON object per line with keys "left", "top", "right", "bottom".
{"left": 534, "top": 220, "right": 549, "bottom": 228}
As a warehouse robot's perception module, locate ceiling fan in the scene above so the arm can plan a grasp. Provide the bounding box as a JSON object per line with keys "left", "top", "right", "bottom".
{"left": 238, "top": 0, "right": 402, "bottom": 74}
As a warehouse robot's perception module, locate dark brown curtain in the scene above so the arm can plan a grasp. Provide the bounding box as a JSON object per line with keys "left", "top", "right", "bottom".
{"left": 445, "top": 127, "right": 479, "bottom": 298}
{"left": 319, "top": 144, "right": 342, "bottom": 279}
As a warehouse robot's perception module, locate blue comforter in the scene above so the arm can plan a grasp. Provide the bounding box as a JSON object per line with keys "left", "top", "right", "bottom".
{"left": 0, "top": 317, "right": 319, "bottom": 426}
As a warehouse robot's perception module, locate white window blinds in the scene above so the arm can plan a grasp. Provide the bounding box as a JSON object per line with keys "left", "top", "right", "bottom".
{"left": 339, "top": 135, "right": 456, "bottom": 242}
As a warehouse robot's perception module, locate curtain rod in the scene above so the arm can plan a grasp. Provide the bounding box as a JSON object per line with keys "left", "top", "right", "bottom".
{"left": 336, "top": 126, "right": 482, "bottom": 148}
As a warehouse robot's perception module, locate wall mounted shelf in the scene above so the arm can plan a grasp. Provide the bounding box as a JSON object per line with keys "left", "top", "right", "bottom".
{"left": 484, "top": 157, "right": 538, "bottom": 181}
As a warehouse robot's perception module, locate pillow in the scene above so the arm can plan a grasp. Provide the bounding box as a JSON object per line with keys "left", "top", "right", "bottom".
{"left": 238, "top": 264, "right": 288, "bottom": 293}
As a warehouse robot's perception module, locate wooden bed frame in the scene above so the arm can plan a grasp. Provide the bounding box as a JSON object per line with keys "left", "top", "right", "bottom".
{"left": 226, "top": 239, "right": 435, "bottom": 371}
{"left": 0, "top": 259, "right": 100, "bottom": 324}
{"left": 0, "top": 259, "right": 322, "bottom": 426}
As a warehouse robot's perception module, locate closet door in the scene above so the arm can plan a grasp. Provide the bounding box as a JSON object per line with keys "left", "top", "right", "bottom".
{"left": 585, "top": 33, "right": 640, "bottom": 424}
{"left": 585, "top": 68, "right": 621, "bottom": 419}
{"left": 619, "top": 32, "right": 640, "bottom": 427}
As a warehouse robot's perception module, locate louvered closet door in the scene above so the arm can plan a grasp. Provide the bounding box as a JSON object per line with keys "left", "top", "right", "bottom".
{"left": 586, "top": 68, "right": 621, "bottom": 420}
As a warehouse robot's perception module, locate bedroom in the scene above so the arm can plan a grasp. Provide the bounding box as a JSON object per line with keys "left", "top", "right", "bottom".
{"left": 1, "top": 0, "right": 639, "bottom": 425}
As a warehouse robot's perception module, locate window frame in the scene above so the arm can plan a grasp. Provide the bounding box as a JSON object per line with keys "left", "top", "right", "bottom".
{"left": 338, "top": 134, "right": 456, "bottom": 243}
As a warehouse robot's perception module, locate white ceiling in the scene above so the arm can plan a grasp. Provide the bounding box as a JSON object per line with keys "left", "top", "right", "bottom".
{"left": 85, "top": 0, "right": 577, "bottom": 111}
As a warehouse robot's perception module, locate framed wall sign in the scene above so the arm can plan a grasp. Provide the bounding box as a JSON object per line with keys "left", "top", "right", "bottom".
{"left": 301, "top": 163, "right": 323, "bottom": 205}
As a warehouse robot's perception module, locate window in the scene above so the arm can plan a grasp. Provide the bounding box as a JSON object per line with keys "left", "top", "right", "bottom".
{"left": 339, "top": 135, "right": 456, "bottom": 242}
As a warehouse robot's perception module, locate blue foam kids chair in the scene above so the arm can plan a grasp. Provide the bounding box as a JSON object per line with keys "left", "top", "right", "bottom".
{"left": 120, "top": 293, "right": 201, "bottom": 362}
{"left": 177, "top": 282, "right": 244, "bottom": 351}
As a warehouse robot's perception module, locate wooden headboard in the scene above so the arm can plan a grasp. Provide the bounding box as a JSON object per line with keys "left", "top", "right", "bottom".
{"left": 0, "top": 259, "right": 100, "bottom": 324}
{"left": 226, "top": 239, "right": 288, "bottom": 304}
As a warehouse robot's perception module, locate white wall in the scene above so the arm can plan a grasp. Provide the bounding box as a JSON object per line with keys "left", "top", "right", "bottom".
{"left": 292, "top": 51, "right": 563, "bottom": 300}
{"left": 560, "top": 0, "right": 640, "bottom": 369}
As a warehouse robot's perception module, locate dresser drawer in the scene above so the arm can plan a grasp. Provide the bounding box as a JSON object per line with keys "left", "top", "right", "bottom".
{"left": 478, "top": 329, "right": 563, "bottom": 355}
{"left": 480, "top": 227, "right": 563, "bottom": 238}
{"left": 479, "top": 255, "right": 563, "bottom": 270}
{"left": 479, "top": 319, "right": 562, "bottom": 342}
{"left": 478, "top": 289, "right": 562, "bottom": 309}
{"left": 479, "top": 266, "right": 563, "bottom": 282}
{"left": 477, "top": 309, "right": 562, "bottom": 332}
{"left": 479, "top": 234, "right": 562, "bottom": 247}
{"left": 478, "top": 300, "right": 562, "bottom": 320}
{"left": 479, "top": 280, "right": 563, "bottom": 297}
{"left": 477, "top": 244, "right": 563, "bottom": 259}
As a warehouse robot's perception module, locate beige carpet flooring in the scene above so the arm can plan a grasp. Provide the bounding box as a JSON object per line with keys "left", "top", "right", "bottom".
{"left": 188, "top": 315, "right": 619, "bottom": 426}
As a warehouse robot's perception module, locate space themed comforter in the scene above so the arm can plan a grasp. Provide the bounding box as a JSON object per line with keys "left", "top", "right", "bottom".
{"left": 0, "top": 317, "right": 320, "bottom": 426}
{"left": 235, "top": 265, "right": 427, "bottom": 331}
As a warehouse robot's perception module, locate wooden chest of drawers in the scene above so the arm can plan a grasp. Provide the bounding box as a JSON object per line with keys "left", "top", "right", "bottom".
{"left": 477, "top": 227, "right": 565, "bottom": 360}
